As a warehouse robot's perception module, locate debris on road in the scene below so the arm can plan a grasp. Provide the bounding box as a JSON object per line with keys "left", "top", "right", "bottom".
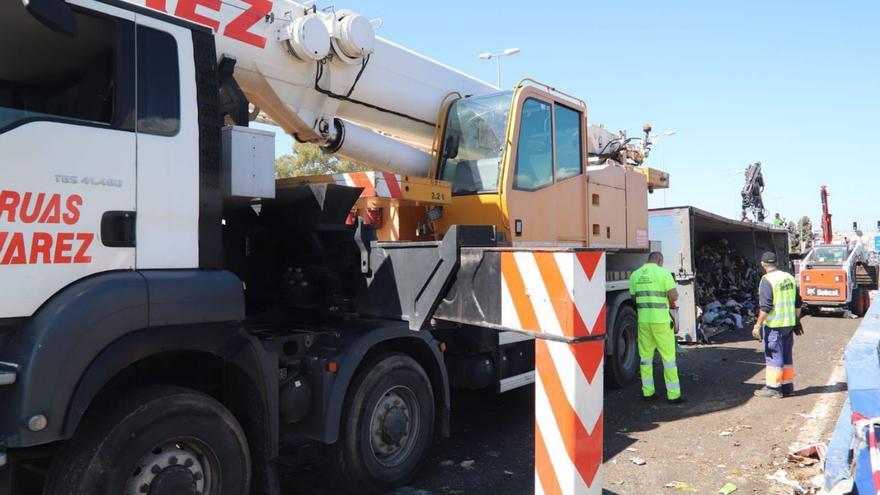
{"left": 719, "top": 429, "right": 734, "bottom": 437}
{"left": 766, "top": 469, "right": 808, "bottom": 494}
{"left": 459, "top": 460, "right": 475, "bottom": 470}
{"left": 663, "top": 481, "right": 696, "bottom": 491}
{"left": 630, "top": 456, "right": 647, "bottom": 466}
{"left": 439, "top": 460, "right": 455, "bottom": 467}
{"left": 626, "top": 447, "right": 639, "bottom": 452}
{"left": 787, "top": 443, "right": 826, "bottom": 467}
{"left": 717, "top": 482, "right": 738, "bottom": 495}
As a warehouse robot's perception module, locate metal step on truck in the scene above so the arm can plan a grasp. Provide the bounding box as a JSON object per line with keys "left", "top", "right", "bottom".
{"left": 0, "top": 0, "right": 669, "bottom": 493}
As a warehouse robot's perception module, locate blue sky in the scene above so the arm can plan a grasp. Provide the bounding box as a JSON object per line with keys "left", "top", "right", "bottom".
{"left": 263, "top": 0, "right": 879, "bottom": 230}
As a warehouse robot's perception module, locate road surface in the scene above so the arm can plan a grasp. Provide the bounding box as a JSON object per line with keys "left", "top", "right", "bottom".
{"left": 279, "top": 314, "right": 858, "bottom": 494}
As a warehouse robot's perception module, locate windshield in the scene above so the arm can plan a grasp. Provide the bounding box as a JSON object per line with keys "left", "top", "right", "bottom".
{"left": 812, "top": 246, "right": 848, "bottom": 264}
{"left": 439, "top": 91, "right": 512, "bottom": 195}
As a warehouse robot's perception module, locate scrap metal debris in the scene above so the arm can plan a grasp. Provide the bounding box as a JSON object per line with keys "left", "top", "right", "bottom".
{"left": 696, "top": 239, "right": 760, "bottom": 336}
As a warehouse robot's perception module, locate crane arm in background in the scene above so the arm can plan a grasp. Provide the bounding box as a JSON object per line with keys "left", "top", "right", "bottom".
{"left": 741, "top": 161, "right": 766, "bottom": 223}
{"left": 821, "top": 185, "right": 833, "bottom": 245}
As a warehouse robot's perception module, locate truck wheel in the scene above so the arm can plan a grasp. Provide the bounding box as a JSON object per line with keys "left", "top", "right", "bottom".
{"left": 44, "top": 386, "right": 251, "bottom": 495}
{"left": 606, "top": 306, "right": 639, "bottom": 388}
{"left": 328, "top": 353, "right": 435, "bottom": 494}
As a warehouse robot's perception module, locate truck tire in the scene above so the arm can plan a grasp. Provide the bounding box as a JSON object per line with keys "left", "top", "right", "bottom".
{"left": 44, "top": 386, "right": 251, "bottom": 495}
{"left": 606, "top": 305, "right": 639, "bottom": 388}
{"left": 327, "top": 353, "right": 435, "bottom": 494}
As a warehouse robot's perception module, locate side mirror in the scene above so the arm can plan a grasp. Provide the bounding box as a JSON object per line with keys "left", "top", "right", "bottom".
{"left": 24, "top": 0, "right": 78, "bottom": 36}
{"left": 443, "top": 134, "right": 460, "bottom": 160}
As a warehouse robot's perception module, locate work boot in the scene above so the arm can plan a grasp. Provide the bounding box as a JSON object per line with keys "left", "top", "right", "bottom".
{"left": 642, "top": 394, "right": 658, "bottom": 402}
{"left": 753, "top": 387, "right": 783, "bottom": 398}
{"left": 667, "top": 397, "right": 686, "bottom": 405}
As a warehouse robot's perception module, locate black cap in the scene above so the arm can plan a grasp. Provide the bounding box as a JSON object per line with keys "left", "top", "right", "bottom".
{"left": 761, "top": 252, "right": 778, "bottom": 264}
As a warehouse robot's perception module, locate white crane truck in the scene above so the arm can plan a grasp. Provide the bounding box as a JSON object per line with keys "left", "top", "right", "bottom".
{"left": 0, "top": 0, "right": 669, "bottom": 493}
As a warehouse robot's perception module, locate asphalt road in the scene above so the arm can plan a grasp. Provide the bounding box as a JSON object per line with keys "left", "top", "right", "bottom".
{"left": 279, "top": 314, "right": 859, "bottom": 494}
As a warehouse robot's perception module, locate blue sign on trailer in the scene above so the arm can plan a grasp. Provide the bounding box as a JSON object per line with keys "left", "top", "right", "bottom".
{"left": 874, "top": 236, "right": 880, "bottom": 251}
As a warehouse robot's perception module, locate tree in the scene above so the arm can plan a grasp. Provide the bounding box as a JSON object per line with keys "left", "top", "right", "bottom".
{"left": 275, "top": 142, "right": 369, "bottom": 178}
{"left": 787, "top": 220, "right": 801, "bottom": 254}
{"left": 799, "top": 216, "right": 814, "bottom": 251}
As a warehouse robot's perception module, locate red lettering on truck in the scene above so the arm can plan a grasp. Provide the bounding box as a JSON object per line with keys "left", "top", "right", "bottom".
{"left": 0, "top": 191, "right": 96, "bottom": 265}
{"left": 29, "top": 232, "right": 53, "bottom": 264}
{"left": 145, "top": 0, "right": 168, "bottom": 10}
{"left": 64, "top": 195, "right": 83, "bottom": 225}
{"left": 1, "top": 232, "right": 26, "bottom": 265}
{"left": 54, "top": 233, "right": 74, "bottom": 264}
{"left": 175, "top": 0, "right": 222, "bottom": 32}
{"left": 74, "top": 233, "right": 94, "bottom": 263}
{"left": 223, "top": 0, "right": 272, "bottom": 48}
{"left": 0, "top": 232, "right": 95, "bottom": 266}
{"left": 38, "top": 194, "right": 61, "bottom": 224}
{"left": 0, "top": 191, "right": 19, "bottom": 222}
{"left": 20, "top": 192, "right": 45, "bottom": 223}
{"left": 143, "top": 0, "right": 270, "bottom": 48}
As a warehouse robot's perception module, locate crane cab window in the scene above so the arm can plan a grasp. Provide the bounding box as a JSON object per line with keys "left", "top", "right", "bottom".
{"left": 514, "top": 98, "right": 584, "bottom": 191}
{"left": 439, "top": 92, "right": 512, "bottom": 195}
{"left": 0, "top": 4, "right": 130, "bottom": 134}
{"left": 514, "top": 98, "right": 553, "bottom": 191}
{"left": 554, "top": 104, "right": 583, "bottom": 180}
{"left": 137, "top": 26, "right": 180, "bottom": 136}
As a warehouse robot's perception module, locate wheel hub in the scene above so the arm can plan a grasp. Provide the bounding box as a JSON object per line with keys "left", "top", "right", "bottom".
{"left": 151, "top": 466, "right": 197, "bottom": 494}
{"left": 381, "top": 406, "right": 408, "bottom": 445}
{"left": 370, "top": 387, "right": 417, "bottom": 465}
{"left": 126, "top": 442, "right": 207, "bottom": 495}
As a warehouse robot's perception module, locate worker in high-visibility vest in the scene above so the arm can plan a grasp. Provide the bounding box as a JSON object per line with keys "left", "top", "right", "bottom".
{"left": 752, "top": 251, "right": 802, "bottom": 398}
{"left": 629, "top": 252, "right": 683, "bottom": 404}
{"left": 774, "top": 213, "right": 784, "bottom": 227}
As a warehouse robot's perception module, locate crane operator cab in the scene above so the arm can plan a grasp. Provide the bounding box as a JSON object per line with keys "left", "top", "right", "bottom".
{"left": 431, "top": 80, "right": 669, "bottom": 249}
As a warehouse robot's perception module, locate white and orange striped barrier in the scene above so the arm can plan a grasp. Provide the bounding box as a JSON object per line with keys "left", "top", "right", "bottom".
{"left": 331, "top": 171, "right": 405, "bottom": 199}
{"left": 500, "top": 251, "right": 606, "bottom": 495}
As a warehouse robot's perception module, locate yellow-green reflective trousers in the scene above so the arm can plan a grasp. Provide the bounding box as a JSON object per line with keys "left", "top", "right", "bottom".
{"left": 638, "top": 322, "right": 681, "bottom": 400}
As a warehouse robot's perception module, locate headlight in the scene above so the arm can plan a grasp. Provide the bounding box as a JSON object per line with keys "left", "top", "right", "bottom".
{"left": 834, "top": 275, "right": 842, "bottom": 283}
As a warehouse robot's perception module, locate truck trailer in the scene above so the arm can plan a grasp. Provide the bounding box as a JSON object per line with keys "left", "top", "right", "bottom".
{"left": 649, "top": 206, "right": 789, "bottom": 342}
{"left": 0, "top": 1, "right": 669, "bottom": 493}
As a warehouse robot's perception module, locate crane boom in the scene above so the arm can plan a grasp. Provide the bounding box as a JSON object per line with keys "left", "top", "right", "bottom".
{"left": 122, "top": 0, "right": 496, "bottom": 176}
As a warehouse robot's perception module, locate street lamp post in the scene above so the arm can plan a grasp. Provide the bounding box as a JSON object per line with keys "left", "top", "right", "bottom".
{"left": 478, "top": 47, "right": 520, "bottom": 88}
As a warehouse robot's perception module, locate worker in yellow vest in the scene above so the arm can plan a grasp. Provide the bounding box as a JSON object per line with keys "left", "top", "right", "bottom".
{"left": 629, "top": 252, "right": 683, "bottom": 404}
{"left": 752, "top": 251, "right": 802, "bottom": 398}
